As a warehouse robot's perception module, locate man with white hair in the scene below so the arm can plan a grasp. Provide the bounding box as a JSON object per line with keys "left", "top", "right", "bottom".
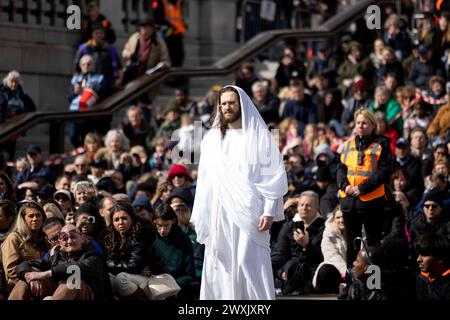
{"left": 68, "top": 54, "right": 106, "bottom": 147}
{"left": 191, "top": 85, "right": 288, "bottom": 299}
{"left": 251, "top": 81, "right": 280, "bottom": 124}
{"left": 271, "top": 191, "right": 325, "bottom": 295}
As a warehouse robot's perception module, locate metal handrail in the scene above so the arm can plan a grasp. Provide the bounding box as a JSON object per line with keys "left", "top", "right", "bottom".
{"left": 0, "top": 0, "right": 381, "bottom": 145}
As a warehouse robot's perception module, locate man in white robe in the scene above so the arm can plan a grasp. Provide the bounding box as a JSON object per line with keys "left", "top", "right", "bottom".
{"left": 190, "top": 85, "right": 288, "bottom": 300}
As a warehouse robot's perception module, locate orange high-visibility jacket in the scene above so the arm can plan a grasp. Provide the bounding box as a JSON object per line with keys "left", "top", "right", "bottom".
{"left": 162, "top": 0, "right": 186, "bottom": 35}
{"left": 338, "top": 138, "right": 385, "bottom": 201}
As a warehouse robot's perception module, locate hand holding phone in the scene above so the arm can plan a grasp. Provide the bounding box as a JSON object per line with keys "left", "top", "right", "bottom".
{"left": 294, "top": 220, "right": 305, "bottom": 232}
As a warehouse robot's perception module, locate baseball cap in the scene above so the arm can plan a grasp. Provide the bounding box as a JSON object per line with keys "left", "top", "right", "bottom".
{"left": 27, "top": 144, "right": 42, "bottom": 155}
{"left": 396, "top": 138, "right": 409, "bottom": 148}
{"left": 417, "top": 44, "right": 431, "bottom": 54}
{"left": 54, "top": 189, "right": 73, "bottom": 202}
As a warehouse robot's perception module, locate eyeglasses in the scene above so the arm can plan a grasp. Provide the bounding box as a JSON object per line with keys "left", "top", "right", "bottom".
{"left": 424, "top": 204, "right": 439, "bottom": 209}
{"left": 47, "top": 234, "right": 60, "bottom": 242}
{"left": 173, "top": 174, "right": 185, "bottom": 179}
{"left": 75, "top": 164, "right": 87, "bottom": 168}
{"left": 58, "top": 230, "right": 80, "bottom": 242}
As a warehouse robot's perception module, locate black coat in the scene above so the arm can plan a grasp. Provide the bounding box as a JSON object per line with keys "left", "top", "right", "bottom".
{"left": 17, "top": 241, "right": 112, "bottom": 300}
{"left": 416, "top": 272, "right": 450, "bottom": 300}
{"left": 271, "top": 217, "right": 325, "bottom": 277}
{"left": 104, "top": 221, "right": 155, "bottom": 275}
{"left": 319, "top": 183, "right": 339, "bottom": 217}
{"left": 395, "top": 155, "right": 424, "bottom": 193}
{"left": 408, "top": 212, "right": 450, "bottom": 247}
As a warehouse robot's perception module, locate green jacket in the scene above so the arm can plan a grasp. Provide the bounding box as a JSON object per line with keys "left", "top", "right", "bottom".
{"left": 151, "top": 225, "right": 195, "bottom": 288}
{"left": 370, "top": 98, "right": 403, "bottom": 134}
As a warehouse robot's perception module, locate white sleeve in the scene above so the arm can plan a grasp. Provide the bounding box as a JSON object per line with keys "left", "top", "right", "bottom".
{"left": 262, "top": 197, "right": 285, "bottom": 222}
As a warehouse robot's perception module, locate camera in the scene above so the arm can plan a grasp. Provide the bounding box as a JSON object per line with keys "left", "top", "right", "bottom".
{"left": 86, "top": 216, "right": 95, "bottom": 224}
{"left": 294, "top": 220, "right": 305, "bottom": 232}
{"left": 357, "top": 151, "right": 365, "bottom": 166}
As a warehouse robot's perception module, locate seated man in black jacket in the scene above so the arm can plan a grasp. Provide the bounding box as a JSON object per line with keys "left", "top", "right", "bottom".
{"left": 8, "top": 224, "right": 111, "bottom": 300}
{"left": 271, "top": 191, "right": 325, "bottom": 295}
{"left": 414, "top": 232, "right": 450, "bottom": 300}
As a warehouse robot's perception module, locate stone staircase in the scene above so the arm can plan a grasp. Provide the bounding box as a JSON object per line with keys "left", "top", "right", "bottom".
{"left": 14, "top": 74, "right": 236, "bottom": 160}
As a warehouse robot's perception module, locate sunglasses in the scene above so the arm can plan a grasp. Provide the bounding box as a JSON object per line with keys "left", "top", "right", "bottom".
{"left": 55, "top": 196, "right": 70, "bottom": 202}
{"left": 58, "top": 230, "right": 80, "bottom": 242}
{"left": 17, "top": 199, "right": 41, "bottom": 210}
{"left": 424, "top": 204, "right": 439, "bottom": 209}
{"left": 173, "top": 174, "right": 186, "bottom": 179}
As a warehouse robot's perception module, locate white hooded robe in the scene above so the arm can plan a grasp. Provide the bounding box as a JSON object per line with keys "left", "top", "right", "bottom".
{"left": 190, "top": 86, "right": 288, "bottom": 300}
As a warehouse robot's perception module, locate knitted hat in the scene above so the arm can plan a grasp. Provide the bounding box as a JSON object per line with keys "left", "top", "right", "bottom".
{"left": 165, "top": 187, "right": 194, "bottom": 207}
{"left": 352, "top": 79, "right": 369, "bottom": 92}
{"left": 423, "top": 190, "right": 445, "bottom": 208}
{"left": 167, "top": 164, "right": 192, "bottom": 182}
{"left": 132, "top": 195, "right": 153, "bottom": 212}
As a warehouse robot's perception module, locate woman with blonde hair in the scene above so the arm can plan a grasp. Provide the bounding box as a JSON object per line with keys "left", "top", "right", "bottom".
{"left": 43, "top": 202, "right": 65, "bottom": 220}
{"left": 1, "top": 200, "right": 47, "bottom": 291}
{"left": 83, "top": 132, "right": 103, "bottom": 162}
{"left": 313, "top": 205, "right": 346, "bottom": 293}
{"left": 303, "top": 123, "right": 318, "bottom": 161}
{"left": 337, "top": 107, "right": 393, "bottom": 268}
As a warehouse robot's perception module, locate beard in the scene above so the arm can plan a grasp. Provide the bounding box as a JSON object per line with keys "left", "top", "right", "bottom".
{"left": 220, "top": 107, "right": 242, "bottom": 127}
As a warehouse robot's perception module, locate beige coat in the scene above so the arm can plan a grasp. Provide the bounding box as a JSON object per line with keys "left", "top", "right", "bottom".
{"left": 122, "top": 32, "right": 171, "bottom": 69}
{"left": 1, "top": 231, "right": 45, "bottom": 290}
{"left": 427, "top": 103, "right": 450, "bottom": 139}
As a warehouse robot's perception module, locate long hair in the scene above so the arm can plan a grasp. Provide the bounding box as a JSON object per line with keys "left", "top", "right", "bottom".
{"left": 153, "top": 203, "right": 178, "bottom": 224}
{"left": 209, "top": 86, "right": 241, "bottom": 138}
{"left": 103, "top": 202, "right": 146, "bottom": 258}
{"left": 43, "top": 202, "right": 65, "bottom": 220}
{"left": 104, "top": 129, "right": 130, "bottom": 152}
{"left": 327, "top": 204, "right": 345, "bottom": 236}
{"left": 12, "top": 200, "right": 46, "bottom": 251}
{"left": 0, "top": 172, "right": 14, "bottom": 200}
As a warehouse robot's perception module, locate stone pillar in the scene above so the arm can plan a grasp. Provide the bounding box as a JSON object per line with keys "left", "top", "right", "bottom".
{"left": 185, "top": 0, "right": 239, "bottom": 66}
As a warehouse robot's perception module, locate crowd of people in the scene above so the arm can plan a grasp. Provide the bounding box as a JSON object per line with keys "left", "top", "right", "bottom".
{"left": 0, "top": 1, "right": 449, "bottom": 300}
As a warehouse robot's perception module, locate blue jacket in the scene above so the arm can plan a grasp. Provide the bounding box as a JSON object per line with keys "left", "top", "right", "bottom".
{"left": 68, "top": 73, "right": 105, "bottom": 111}
{"left": 282, "top": 95, "right": 317, "bottom": 135}
{"left": 14, "top": 164, "right": 54, "bottom": 190}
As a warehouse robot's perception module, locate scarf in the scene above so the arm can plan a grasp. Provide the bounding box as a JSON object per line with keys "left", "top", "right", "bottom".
{"left": 138, "top": 35, "right": 151, "bottom": 74}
